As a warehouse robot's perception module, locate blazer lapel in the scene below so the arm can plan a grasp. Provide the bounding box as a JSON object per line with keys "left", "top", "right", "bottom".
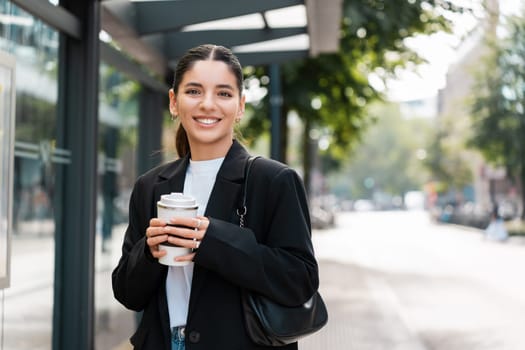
{"left": 187, "top": 141, "right": 250, "bottom": 323}
{"left": 152, "top": 156, "right": 189, "bottom": 216}
{"left": 152, "top": 156, "right": 189, "bottom": 344}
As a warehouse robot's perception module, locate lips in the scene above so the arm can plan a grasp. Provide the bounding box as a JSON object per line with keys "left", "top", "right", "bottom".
{"left": 193, "top": 117, "right": 221, "bottom": 125}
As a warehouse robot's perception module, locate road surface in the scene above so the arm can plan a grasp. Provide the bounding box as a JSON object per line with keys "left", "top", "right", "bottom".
{"left": 301, "top": 210, "right": 525, "bottom": 350}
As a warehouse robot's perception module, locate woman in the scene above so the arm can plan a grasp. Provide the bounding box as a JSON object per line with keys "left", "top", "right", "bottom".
{"left": 112, "top": 44, "right": 319, "bottom": 350}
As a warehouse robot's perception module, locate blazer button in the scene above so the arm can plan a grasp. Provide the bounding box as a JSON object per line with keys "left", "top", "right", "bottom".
{"left": 188, "top": 331, "right": 201, "bottom": 343}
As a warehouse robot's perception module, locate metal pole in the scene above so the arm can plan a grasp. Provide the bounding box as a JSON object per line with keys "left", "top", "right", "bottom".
{"left": 53, "top": 1, "right": 99, "bottom": 349}
{"left": 269, "top": 64, "right": 283, "bottom": 161}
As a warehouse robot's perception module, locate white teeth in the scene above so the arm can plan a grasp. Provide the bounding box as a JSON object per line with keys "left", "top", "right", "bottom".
{"left": 195, "top": 118, "right": 219, "bottom": 125}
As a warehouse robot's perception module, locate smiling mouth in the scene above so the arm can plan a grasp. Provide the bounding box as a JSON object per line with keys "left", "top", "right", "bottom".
{"left": 194, "top": 117, "right": 220, "bottom": 125}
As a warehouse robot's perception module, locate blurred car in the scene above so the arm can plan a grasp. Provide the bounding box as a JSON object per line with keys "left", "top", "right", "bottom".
{"left": 353, "top": 199, "right": 375, "bottom": 211}
{"left": 311, "top": 205, "right": 335, "bottom": 229}
{"left": 310, "top": 195, "right": 337, "bottom": 229}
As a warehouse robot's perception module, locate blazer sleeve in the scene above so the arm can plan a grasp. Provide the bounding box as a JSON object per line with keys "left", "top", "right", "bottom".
{"left": 194, "top": 165, "right": 319, "bottom": 306}
{"left": 111, "top": 176, "right": 167, "bottom": 311}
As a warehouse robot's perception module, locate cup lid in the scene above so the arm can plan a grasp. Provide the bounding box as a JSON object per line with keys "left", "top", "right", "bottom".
{"left": 158, "top": 192, "right": 198, "bottom": 208}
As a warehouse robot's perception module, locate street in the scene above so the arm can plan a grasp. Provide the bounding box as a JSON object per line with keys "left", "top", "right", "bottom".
{"left": 302, "top": 210, "right": 525, "bottom": 350}
{"left": 3, "top": 210, "right": 525, "bottom": 349}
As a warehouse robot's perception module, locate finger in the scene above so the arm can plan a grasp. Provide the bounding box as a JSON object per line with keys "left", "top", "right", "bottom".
{"left": 146, "top": 235, "right": 168, "bottom": 247}
{"left": 167, "top": 226, "right": 200, "bottom": 239}
{"left": 194, "top": 218, "right": 202, "bottom": 229}
{"left": 170, "top": 216, "right": 208, "bottom": 230}
{"left": 166, "top": 235, "right": 196, "bottom": 248}
{"left": 146, "top": 226, "right": 168, "bottom": 238}
{"left": 194, "top": 216, "right": 209, "bottom": 230}
{"left": 150, "top": 218, "right": 167, "bottom": 227}
{"left": 166, "top": 217, "right": 209, "bottom": 240}
{"left": 174, "top": 252, "right": 196, "bottom": 263}
{"left": 150, "top": 248, "right": 167, "bottom": 259}
{"left": 194, "top": 216, "right": 209, "bottom": 239}
{"left": 168, "top": 216, "right": 193, "bottom": 228}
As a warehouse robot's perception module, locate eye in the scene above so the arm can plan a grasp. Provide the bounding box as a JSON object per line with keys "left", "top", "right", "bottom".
{"left": 185, "top": 88, "right": 200, "bottom": 95}
{"left": 218, "top": 90, "right": 233, "bottom": 98}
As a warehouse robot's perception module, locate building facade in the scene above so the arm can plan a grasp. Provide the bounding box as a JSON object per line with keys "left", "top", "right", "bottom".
{"left": 1, "top": 1, "right": 142, "bottom": 348}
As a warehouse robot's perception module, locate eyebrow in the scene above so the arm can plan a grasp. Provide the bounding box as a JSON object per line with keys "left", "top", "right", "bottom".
{"left": 184, "top": 82, "right": 234, "bottom": 90}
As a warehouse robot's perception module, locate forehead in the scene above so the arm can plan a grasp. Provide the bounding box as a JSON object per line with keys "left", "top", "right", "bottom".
{"left": 182, "top": 60, "right": 237, "bottom": 87}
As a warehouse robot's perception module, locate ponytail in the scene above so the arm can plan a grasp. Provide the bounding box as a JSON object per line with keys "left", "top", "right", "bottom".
{"left": 175, "top": 124, "right": 190, "bottom": 158}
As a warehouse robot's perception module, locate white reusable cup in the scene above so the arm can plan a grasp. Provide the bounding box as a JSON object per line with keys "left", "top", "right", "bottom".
{"left": 156, "top": 192, "right": 198, "bottom": 266}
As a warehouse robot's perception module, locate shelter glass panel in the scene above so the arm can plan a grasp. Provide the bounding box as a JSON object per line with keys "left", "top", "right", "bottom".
{"left": 95, "top": 63, "right": 139, "bottom": 349}
{"left": 0, "top": 1, "right": 59, "bottom": 349}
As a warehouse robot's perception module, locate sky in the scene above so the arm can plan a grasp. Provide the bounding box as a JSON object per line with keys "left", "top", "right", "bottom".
{"left": 385, "top": 0, "right": 524, "bottom": 102}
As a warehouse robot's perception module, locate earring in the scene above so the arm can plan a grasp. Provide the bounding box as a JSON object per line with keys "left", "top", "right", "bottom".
{"left": 235, "top": 117, "right": 241, "bottom": 123}
{"left": 171, "top": 114, "right": 177, "bottom": 121}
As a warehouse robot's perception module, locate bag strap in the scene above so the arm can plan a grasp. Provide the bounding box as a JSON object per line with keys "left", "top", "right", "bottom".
{"left": 237, "top": 156, "right": 260, "bottom": 228}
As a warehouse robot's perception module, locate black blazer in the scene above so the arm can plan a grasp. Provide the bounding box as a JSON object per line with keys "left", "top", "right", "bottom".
{"left": 112, "top": 140, "right": 319, "bottom": 350}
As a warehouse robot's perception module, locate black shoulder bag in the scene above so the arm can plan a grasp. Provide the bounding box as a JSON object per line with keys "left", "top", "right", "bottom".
{"left": 237, "top": 156, "right": 328, "bottom": 346}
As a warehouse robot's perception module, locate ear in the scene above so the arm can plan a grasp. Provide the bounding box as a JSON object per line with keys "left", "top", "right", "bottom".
{"left": 168, "top": 89, "right": 177, "bottom": 116}
{"left": 237, "top": 94, "right": 246, "bottom": 120}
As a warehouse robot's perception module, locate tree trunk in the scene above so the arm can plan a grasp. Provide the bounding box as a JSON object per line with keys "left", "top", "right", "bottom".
{"left": 302, "top": 118, "right": 312, "bottom": 198}
{"left": 279, "top": 105, "right": 288, "bottom": 164}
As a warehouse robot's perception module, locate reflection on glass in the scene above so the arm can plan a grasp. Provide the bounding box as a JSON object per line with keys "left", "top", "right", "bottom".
{"left": 0, "top": 1, "right": 57, "bottom": 349}
{"left": 95, "top": 64, "right": 138, "bottom": 349}
{"left": 0, "top": 50, "right": 14, "bottom": 289}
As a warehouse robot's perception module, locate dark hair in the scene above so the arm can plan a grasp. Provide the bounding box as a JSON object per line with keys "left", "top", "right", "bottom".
{"left": 172, "top": 44, "right": 244, "bottom": 157}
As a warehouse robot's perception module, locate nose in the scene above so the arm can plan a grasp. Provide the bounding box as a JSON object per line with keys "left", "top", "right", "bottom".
{"left": 200, "top": 92, "right": 215, "bottom": 110}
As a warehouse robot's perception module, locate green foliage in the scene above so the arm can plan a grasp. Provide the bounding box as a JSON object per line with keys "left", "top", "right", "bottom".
{"left": 469, "top": 57, "right": 506, "bottom": 164}
{"left": 423, "top": 112, "right": 474, "bottom": 192}
{"left": 243, "top": 0, "right": 467, "bottom": 166}
{"left": 100, "top": 64, "right": 140, "bottom": 117}
{"left": 241, "top": 66, "right": 271, "bottom": 147}
{"left": 327, "top": 102, "right": 432, "bottom": 199}
{"left": 469, "top": 12, "right": 525, "bottom": 218}
{"left": 469, "top": 14, "right": 525, "bottom": 181}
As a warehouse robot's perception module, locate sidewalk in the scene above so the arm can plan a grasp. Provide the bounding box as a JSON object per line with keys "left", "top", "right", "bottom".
{"left": 107, "top": 258, "right": 426, "bottom": 350}
{"left": 100, "top": 217, "right": 434, "bottom": 350}
{"left": 104, "top": 233, "right": 420, "bottom": 350}
{"left": 9, "top": 211, "right": 525, "bottom": 349}
{"left": 300, "top": 259, "right": 426, "bottom": 350}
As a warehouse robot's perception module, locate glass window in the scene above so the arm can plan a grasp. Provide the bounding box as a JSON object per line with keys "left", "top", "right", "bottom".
{"left": 0, "top": 1, "right": 58, "bottom": 349}
{"left": 95, "top": 63, "right": 139, "bottom": 349}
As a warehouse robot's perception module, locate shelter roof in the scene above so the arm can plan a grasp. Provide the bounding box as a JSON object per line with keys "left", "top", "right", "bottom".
{"left": 101, "top": 0, "right": 342, "bottom": 79}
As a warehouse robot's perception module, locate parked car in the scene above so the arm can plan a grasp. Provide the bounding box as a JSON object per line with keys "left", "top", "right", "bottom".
{"left": 310, "top": 195, "right": 337, "bottom": 229}
{"left": 353, "top": 199, "right": 375, "bottom": 212}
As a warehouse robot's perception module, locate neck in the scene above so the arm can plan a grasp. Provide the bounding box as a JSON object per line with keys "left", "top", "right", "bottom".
{"left": 189, "top": 140, "right": 233, "bottom": 161}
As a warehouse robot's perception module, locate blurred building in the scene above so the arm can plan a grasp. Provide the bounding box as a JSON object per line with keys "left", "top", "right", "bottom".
{"left": 435, "top": 0, "right": 520, "bottom": 218}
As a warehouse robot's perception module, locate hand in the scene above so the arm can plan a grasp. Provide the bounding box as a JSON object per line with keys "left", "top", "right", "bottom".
{"left": 165, "top": 216, "right": 209, "bottom": 263}
{"left": 145, "top": 218, "right": 170, "bottom": 259}
{"left": 145, "top": 216, "right": 209, "bottom": 263}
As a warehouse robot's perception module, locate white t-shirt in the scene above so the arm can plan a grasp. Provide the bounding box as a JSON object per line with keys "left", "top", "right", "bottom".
{"left": 166, "top": 157, "right": 224, "bottom": 328}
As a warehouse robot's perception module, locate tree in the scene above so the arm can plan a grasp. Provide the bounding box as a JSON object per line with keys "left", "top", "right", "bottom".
{"left": 327, "top": 102, "right": 432, "bottom": 202}
{"left": 243, "top": 0, "right": 469, "bottom": 193}
{"left": 423, "top": 112, "right": 474, "bottom": 194}
{"left": 469, "top": 14, "right": 525, "bottom": 219}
